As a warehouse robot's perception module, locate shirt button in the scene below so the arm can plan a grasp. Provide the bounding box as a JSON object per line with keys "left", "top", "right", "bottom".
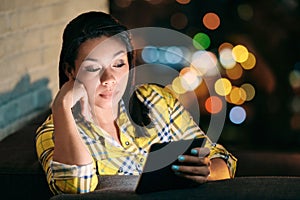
{"left": 125, "top": 141, "right": 130, "bottom": 145}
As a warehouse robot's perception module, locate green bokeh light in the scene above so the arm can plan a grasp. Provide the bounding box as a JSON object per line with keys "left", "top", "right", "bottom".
{"left": 193, "top": 32, "right": 211, "bottom": 50}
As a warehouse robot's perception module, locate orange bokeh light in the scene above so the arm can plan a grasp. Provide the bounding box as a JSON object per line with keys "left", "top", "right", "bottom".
{"left": 203, "top": 12, "right": 220, "bottom": 30}
{"left": 205, "top": 96, "right": 223, "bottom": 114}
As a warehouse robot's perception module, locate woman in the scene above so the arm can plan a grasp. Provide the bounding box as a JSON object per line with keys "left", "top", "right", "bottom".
{"left": 35, "top": 11, "right": 237, "bottom": 195}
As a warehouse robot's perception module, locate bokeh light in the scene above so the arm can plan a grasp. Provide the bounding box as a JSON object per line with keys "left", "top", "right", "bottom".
{"left": 205, "top": 96, "right": 223, "bottom": 114}
{"left": 291, "top": 96, "right": 300, "bottom": 113}
{"left": 141, "top": 46, "right": 159, "bottom": 63}
{"left": 226, "top": 63, "right": 243, "bottom": 80}
{"left": 229, "top": 106, "right": 246, "bottom": 124}
{"left": 179, "top": 67, "right": 202, "bottom": 91}
{"left": 176, "top": 0, "right": 191, "bottom": 5}
{"left": 219, "top": 48, "right": 236, "bottom": 69}
{"left": 290, "top": 114, "right": 300, "bottom": 130}
{"left": 241, "top": 52, "right": 256, "bottom": 70}
{"left": 228, "top": 86, "right": 246, "bottom": 105}
{"left": 165, "top": 46, "right": 183, "bottom": 64}
{"left": 214, "top": 78, "right": 232, "bottom": 96}
{"left": 170, "top": 12, "right": 188, "bottom": 30}
{"left": 191, "top": 50, "right": 218, "bottom": 76}
{"left": 218, "top": 42, "right": 234, "bottom": 53}
{"left": 172, "top": 76, "right": 187, "bottom": 94}
{"left": 289, "top": 70, "right": 300, "bottom": 89}
{"left": 193, "top": 32, "right": 211, "bottom": 50}
{"left": 237, "top": 4, "right": 253, "bottom": 21}
{"left": 232, "top": 44, "right": 249, "bottom": 63}
{"left": 203, "top": 12, "right": 220, "bottom": 30}
{"left": 241, "top": 83, "right": 255, "bottom": 101}
{"left": 114, "top": 0, "right": 132, "bottom": 8}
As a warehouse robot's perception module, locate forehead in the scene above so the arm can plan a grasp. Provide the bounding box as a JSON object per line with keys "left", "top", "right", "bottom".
{"left": 77, "top": 36, "right": 127, "bottom": 62}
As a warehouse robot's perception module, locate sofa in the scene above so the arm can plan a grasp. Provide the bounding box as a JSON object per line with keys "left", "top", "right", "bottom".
{"left": 1, "top": 110, "right": 299, "bottom": 200}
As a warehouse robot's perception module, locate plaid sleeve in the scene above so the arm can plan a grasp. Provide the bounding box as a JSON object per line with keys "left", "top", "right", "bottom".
{"left": 35, "top": 115, "right": 98, "bottom": 194}
{"left": 160, "top": 87, "right": 238, "bottom": 178}
{"left": 50, "top": 161, "right": 98, "bottom": 194}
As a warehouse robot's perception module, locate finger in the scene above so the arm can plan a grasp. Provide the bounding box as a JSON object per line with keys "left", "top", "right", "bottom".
{"left": 190, "top": 147, "right": 210, "bottom": 158}
{"left": 173, "top": 164, "right": 211, "bottom": 176}
{"left": 177, "top": 155, "right": 211, "bottom": 166}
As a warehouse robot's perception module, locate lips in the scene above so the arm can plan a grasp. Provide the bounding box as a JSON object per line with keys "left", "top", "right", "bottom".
{"left": 99, "top": 91, "right": 113, "bottom": 98}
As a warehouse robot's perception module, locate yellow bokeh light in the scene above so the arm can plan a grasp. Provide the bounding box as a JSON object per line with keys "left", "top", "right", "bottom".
{"left": 229, "top": 86, "right": 246, "bottom": 105}
{"left": 172, "top": 76, "right": 187, "bottom": 94}
{"left": 214, "top": 78, "right": 232, "bottom": 96}
{"left": 203, "top": 12, "right": 220, "bottom": 30}
{"left": 226, "top": 63, "right": 243, "bottom": 80}
{"left": 241, "top": 83, "right": 255, "bottom": 101}
{"left": 241, "top": 52, "right": 256, "bottom": 70}
{"left": 232, "top": 45, "right": 249, "bottom": 63}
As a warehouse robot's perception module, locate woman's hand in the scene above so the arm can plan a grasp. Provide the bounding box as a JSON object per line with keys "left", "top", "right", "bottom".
{"left": 52, "top": 79, "right": 92, "bottom": 121}
{"left": 171, "top": 147, "right": 211, "bottom": 184}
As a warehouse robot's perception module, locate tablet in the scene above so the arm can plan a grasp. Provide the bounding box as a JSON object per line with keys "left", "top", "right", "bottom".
{"left": 135, "top": 137, "right": 206, "bottom": 194}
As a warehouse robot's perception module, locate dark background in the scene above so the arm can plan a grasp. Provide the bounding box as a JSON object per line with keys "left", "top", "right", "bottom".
{"left": 109, "top": 0, "right": 300, "bottom": 151}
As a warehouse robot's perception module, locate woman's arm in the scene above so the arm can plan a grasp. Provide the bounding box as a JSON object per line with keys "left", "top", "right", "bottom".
{"left": 52, "top": 79, "right": 92, "bottom": 165}
{"left": 36, "top": 80, "right": 99, "bottom": 194}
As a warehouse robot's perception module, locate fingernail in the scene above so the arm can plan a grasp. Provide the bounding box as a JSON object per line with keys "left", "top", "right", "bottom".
{"left": 191, "top": 149, "right": 198, "bottom": 155}
{"left": 171, "top": 165, "right": 179, "bottom": 171}
{"left": 178, "top": 155, "right": 185, "bottom": 162}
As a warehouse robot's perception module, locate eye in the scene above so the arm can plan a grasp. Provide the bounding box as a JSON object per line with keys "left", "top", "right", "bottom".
{"left": 113, "top": 60, "right": 126, "bottom": 68}
{"left": 84, "top": 65, "right": 102, "bottom": 72}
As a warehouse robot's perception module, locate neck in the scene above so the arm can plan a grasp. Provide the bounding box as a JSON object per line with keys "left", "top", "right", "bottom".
{"left": 92, "top": 105, "right": 120, "bottom": 143}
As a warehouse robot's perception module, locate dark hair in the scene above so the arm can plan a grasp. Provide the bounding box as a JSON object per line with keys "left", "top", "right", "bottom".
{"left": 58, "top": 11, "right": 151, "bottom": 136}
{"left": 58, "top": 11, "right": 134, "bottom": 89}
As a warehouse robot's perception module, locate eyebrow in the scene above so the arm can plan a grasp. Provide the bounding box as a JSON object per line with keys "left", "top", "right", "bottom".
{"left": 83, "top": 50, "right": 126, "bottom": 63}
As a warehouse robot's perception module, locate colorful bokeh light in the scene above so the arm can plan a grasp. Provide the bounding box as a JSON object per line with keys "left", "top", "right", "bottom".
{"left": 203, "top": 12, "right": 220, "bottom": 30}
{"left": 229, "top": 106, "right": 246, "bottom": 124}
{"left": 232, "top": 44, "right": 249, "bottom": 63}
{"left": 191, "top": 50, "right": 218, "bottom": 76}
{"left": 219, "top": 48, "right": 236, "bottom": 69}
{"left": 205, "top": 96, "right": 223, "bottom": 114}
{"left": 241, "top": 52, "right": 256, "bottom": 70}
{"left": 226, "top": 63, "right": 243, "bottom": 80}
{"left": 214, "top": 78, "right": 232, "bottom": 96}
{"left": 241, "top": 83, "right": 255, "bottom": 101}
{"left": 193, "top": 33, "right": 211, "bottom": 50}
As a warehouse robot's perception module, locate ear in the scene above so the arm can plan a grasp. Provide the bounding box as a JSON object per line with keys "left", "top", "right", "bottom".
{"left": 64, "top": 63, "right": 75, "bottom": 80}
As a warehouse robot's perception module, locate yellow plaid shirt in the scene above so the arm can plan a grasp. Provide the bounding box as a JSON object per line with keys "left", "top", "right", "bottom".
{"left": 35, "top": 84, "right": 237, "bottom": 194}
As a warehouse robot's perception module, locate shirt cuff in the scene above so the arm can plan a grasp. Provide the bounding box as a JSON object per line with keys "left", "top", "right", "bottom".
{"left": 50, "top": 160, "right": 95, "bottom": 180}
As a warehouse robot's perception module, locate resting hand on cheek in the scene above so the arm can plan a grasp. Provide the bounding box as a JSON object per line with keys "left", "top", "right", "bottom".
{"left": 52, "top": 78, "right": 92, "bottom": 121}
{"left": 171, "top": 147, "right": 230, "bottom": 184}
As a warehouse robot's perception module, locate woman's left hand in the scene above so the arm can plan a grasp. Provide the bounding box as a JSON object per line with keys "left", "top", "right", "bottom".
{"left": 171, "top": 147, "right": 211, "bottom": 184}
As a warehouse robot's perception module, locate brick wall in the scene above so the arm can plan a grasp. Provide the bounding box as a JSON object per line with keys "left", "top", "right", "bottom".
{"left": 0, "top": 0, "right": 109, "bottom": 141}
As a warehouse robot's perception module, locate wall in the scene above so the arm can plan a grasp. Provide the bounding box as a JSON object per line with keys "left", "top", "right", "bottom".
{"left": 0, "top": 0, "right": 109, "bottom": 140}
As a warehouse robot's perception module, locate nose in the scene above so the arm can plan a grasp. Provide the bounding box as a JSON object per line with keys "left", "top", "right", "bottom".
{"left": 100, "top": 68, "right": 116, "bottom": 87}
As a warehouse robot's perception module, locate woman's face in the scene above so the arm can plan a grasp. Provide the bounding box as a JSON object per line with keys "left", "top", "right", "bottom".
{"left": 73, "top": 36, "right": 130, "bottom": 110}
